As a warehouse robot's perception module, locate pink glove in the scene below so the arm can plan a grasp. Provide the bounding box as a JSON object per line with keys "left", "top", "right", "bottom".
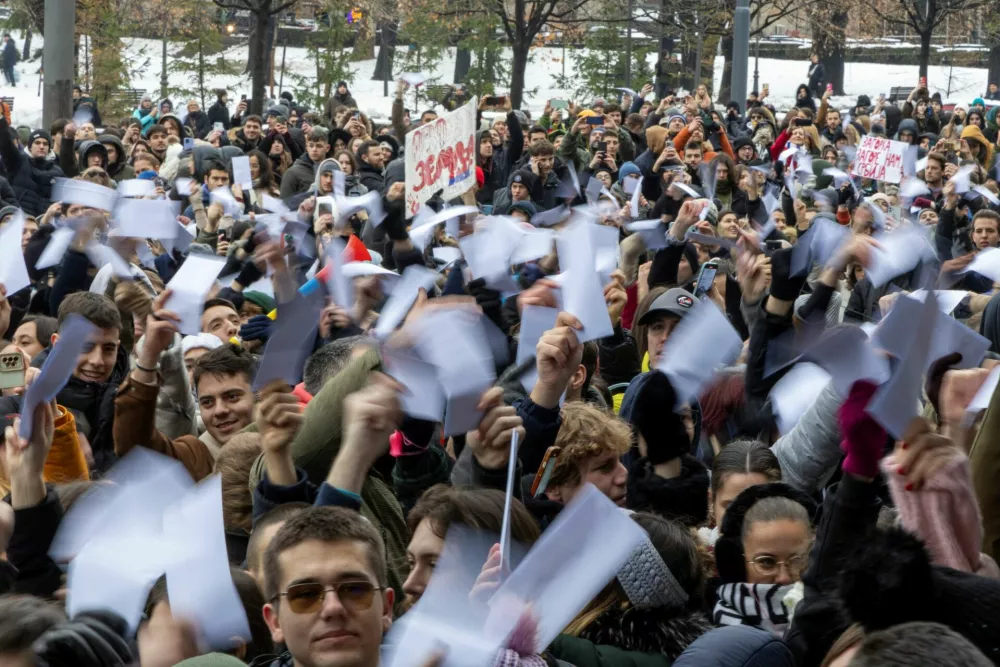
{"left": 838, "top": 380, "right": 887, "bottom": 479}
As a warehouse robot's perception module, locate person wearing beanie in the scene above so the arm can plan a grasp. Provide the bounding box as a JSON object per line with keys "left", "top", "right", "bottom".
{"left": 181, "top": 332, "right": 223, "bottom": 388}
{"left": 0, "top": 115, "right": 63, "bottom": 216}
{"left": 509, "top": 198, "right": 538, "bottom": 223}
{"left": 732, "top": 136, "right": 755, "bottom": 165}
{"left": 493, "top": 168, "right": 539, "bottom": 215}
{"left": 620, "top": 371, "right": 710, "bottom": 527}
{"left": 132, "top": 94, "right": 159, "bottom": 133}
{"left": 854, "top": 95, "right": 872, "bottom": 118}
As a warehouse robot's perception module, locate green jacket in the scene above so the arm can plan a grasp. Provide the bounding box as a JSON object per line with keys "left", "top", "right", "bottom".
{"left": 549, "top": 635, "right": 673, "bottom": 667}
{"left": 248, "top": 346, "right": 411, "bottom": 600}
{"left": 557, "top": 128, "right": 636, "bottom": 173}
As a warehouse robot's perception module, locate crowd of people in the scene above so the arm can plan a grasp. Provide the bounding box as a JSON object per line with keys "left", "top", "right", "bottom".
{"left": 0, "top": 58, "right": 998, "bottom": 667}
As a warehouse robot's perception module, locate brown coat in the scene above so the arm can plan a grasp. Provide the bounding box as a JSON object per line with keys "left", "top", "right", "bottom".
{"left": 113, "top": 376, "right": 215, "bottom": 480}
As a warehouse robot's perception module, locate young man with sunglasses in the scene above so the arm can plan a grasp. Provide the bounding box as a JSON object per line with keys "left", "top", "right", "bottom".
{"left": 262, "top": 506, "right": 392, "bottom": 667}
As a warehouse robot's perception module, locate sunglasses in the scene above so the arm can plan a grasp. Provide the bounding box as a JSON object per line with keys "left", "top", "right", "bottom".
{"left": 275, "top": 581, "right": 383, "bottom": 614}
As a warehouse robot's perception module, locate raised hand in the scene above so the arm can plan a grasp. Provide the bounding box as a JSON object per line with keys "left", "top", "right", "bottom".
{"left": 257, "top": 381, "right": 303, "bottom": 485}
{"left": 466, "top": 387, "right": 524, "bottom": 470}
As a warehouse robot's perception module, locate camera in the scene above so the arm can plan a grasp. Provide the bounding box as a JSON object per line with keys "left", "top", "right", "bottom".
{"left": 704, "top": 121, "right": 720, "bottom": 134}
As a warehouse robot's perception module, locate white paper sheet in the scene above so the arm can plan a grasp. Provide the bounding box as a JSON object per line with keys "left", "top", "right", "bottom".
{"left": 769, "top": 362, "right": 833, "bottom": 435}
{"left": 865, "top": 226, "right": 932, "bottom": 288}
{"left": 383, "top": 349, "right": 446, "bottom": 422}
{"left": 0, "top": 211, "right": 30, "bottom": 294}
{"left": 163, "top": 475, "right": 251, "bottom": 650}
{"left": 254, "top": 291, "right": 324, "bottom": 390}
{"left": 498, "top": 429, "right": 520, "bottom": 574}
{"left": 163, "top": 254, "right": 227, "bottom": 335}
{"left": 231, "top": 155, "right": 253, "bottom": 189}
{"left": 488, "top": 484, "right": 646, "bottom": 650}
{"left": 117, "top": 179, "right": 157, "bottom": 198}
{"left": 964, "top": 366, "right": 1000, "bottom": 427}
{"left": 802, "top": 326, "right": 890, "bottom": 397}
{"left": 36, "top": 225, "right": 76, "bottom": 270}
{"left": 555, "top": 222, "right": 613, "bottom": 343}
{"left": 656, "top": 300, "right": 742, "bottom": 408}
{"left": 373, "top": 265, "right": 440, "bottom": 339}
{"left": 961, "top": 248, "right": 1000, "bottom": 283}
{"left": 53, "top": 178, "right": 118, "bottom": 212}
{"left": 19, "top": 314, "right": 98, "bottom": 440}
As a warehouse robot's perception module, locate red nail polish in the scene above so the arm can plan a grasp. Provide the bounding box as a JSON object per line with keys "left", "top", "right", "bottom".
{"left": 905, "top": 482, "right": 914, "bottom": 491}
{"left": 897, "top": 466, "right": 906, "bottom": 476}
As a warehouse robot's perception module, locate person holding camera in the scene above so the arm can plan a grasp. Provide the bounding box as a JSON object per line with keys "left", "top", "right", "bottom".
{"left": 671, "top": 116, "right": 735, "bottom": 163}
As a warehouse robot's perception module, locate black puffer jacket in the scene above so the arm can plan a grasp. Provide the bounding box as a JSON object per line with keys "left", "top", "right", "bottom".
{"left": 0, "top": 117, "right": 64, "bottom": 216}
{"left": 577, "top": 606, "right": 713, "bottom": 662}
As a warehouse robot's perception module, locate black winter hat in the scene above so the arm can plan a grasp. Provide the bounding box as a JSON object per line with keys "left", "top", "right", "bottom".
{"left": 623, "top": 371, "right": 691, "bottom": 465}
{"left": 839, "top": 527, "right": 1000, "bottom": 662}
{"left": 715, "top": 482, "right": 818, "bottom": 584}
{"left": 733, "top": 136, "right": 754, "bottom": 154}
{"left": 856, "top": 95, "right": 872, "bottom": 109}
{"left": 27, "top": 129, "right": 51, "bottom": 149}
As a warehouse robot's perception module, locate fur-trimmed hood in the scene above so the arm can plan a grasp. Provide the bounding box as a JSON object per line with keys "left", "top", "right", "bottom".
{"left": 579, "top": 606, "right": 712, "bottom": 661}
{"left": 626, "top": 455, "right": 710, "bottom": 527}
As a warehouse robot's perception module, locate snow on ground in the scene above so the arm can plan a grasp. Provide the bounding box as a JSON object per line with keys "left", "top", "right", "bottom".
{"left": 0, "top": 28, "right": 991, "bottom": 130}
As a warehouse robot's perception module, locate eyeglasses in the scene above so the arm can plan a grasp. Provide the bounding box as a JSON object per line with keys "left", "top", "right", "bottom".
{"left": 274, "top": 581, "right": 383, "bottom": 614}
{"left": 747, "top": 554, "right": 807, "bottom": 579}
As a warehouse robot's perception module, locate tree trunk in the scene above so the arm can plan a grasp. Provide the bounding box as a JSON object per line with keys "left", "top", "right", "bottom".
{"left": 160, "top": 28, "right": 168, "bottom": 99}
{"left": 988, "top": 43, "right": 1000, "bottom": 90}
{"left": 21, "top": 31, "right": 32, "bottom": 61}
{"left": 198, "top": 38, "right": 205, "bottom": 108}
{"left": 250, "top": 9, "right": 269, "bottom": 114}
{"left": 509, "top": 37, "right": 529, "bottom": 109}
{"left": 717, "top": 34, "right": 733, "bottom": 105}
{"left": 454, "top": 47, "right": 471, "bottom": 83}
{"left": 813, "top": 8, "right": 847, "bottom": 94}
{"left": 918, "top": 29, "right": 932, "bottom": 79}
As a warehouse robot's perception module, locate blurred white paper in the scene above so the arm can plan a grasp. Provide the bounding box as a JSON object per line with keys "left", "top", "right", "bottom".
{"left": 509, "top": 228, "right": 554, "bottom": 266}
{"left": 209, "top": 187, "right": 242, "bottom": 217}
{"left": 231, "top": 156, "right": 253, "bottom": 189}
{"left": 36, "top": 225, "right": 76, "bottom": 270}
{"left": 656, "top": 300, "right": 742, "bottom": 407}
{"left": 556, "top": 222, "right": 613, "bottom": 342}
{"left": 770, "top": 362, "right": 833, "bottom": 435}
{"left": 115, "top": 198, "right": 181, "bottom": 239}
{"left": 488, "top": 484, "right": 646, "bottom": 649}
{"left": 963, "top": 365, "right": 1000, "bottom": 427}
{"left": 432, "top": 246, "right": 463, "bottom": 266}
{"left": 865, "top": 226, "right": 931, "bottom": 288}
{"left": 342, "top": 262, "right": 399, "bottom": 279}
{"left": 374, "top": 265, "right": 440, "bottom": 339}
{"left": 867, "top": 290, "right": 939, "bottom": 439}
{"left": 0, "top": 211, "right": 30, "bottom": 294}
{"left": 412, "top": 308, "right": 495, "bottom": 436}
{"left": 163, "top": 254, "right": 227, "bottom": 335}
{"left": 20, "top": 315, "right": 98, "bottom": 440}
{"left": 516, "top": 306, "right": 559, "bottom": 366}
{"left": 53, "top": 178, "right": 118, "bottom": 212}
{"left": 630, "top": 177, "right": 643, "bottom": 218}
{"left": 910, "top": 289, "right": 968, "bottom": 315}
{"left": 254, "top": 290, "right": 324, "bottom": 391}
{"left": 335, "top": 191, "right": 386, "bottom": 228}
{"left": 261, "top": 194, "right": 289, "bottom": 214}
{"left": 961, "top": 248, "right": 1000, "bottom": 283}
{"left": 383, "top": 348, "right": 445, "bottom": 422}
{"left": 802, "top": 326, "right": 890, "bottom": 396}
{"left": 324, "top": 238, "right": 354, "bottom": 310}
{"left": 498, "top": 429, "right": 520, "bottom": 574}
{"left": 85, "top": 242, "right": 133, "bottom": 279}
{"left": 400, "top": 72, "right": 427, "bottom": 87}
{"left": 117, "top": 179, "right": 157, "bottom": 198}
{"left": 164, "top": 475, "right": 251, "bottom": 650}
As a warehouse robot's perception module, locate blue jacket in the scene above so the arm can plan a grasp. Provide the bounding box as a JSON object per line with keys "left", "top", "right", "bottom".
{"left": 673, "top": 626, "right": 795, "bottom": 667}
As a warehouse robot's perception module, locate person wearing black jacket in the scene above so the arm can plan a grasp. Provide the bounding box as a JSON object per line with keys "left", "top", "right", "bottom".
{"left": 356, "top": 139, "right": 385, "bottom": 193}
{"left": 208, "top": 89, "right": 232, "bottom": 130}
{"left": 807, "top": 53, "right": 826, "bottom": 98}
{"left": 476, "top": 109, "right": 524, "bottom": 206}
{"left": 0, "top": 115, "right": 64, "bottom": 216}
{"left": 183, "top": 99, "right": 212, "bottom": 139}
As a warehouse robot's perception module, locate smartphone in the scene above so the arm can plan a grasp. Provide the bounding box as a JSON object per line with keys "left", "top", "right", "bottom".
{"left": 481, "top": 204, "right": 494, "bottom": 215}
{"left": 220, "top": 226, "right": 234, "bottom": 242}
{"left": 919, "top": 76, "right": 927, "bottom": 87}
{"left": 694, "top": 261, "right": 718, "bottom": 298}
{"left": 241, "top": 93, "right": 247, "bottom": 101}
{"left": 596, "top": 141, "right": 608, "bottom": 153}
{"left": 530, "top": 446, "right": 562, "bottom": 498}
{"left": 551, "top": 99, "right": 569, "bottom": 109}
{"left": 764, "top": 239, "right": 784, "bottom": 252}
{"left": 183, "top": 137, "right": 194, "bottom": 150}
{"left": 826, "top": 83, "right": 833, "bottom": 93}
{"left": 484, "top": 96, "right": 501, "bottom": 106}
{"left": 793, "top": 118, "right": 812, "bottom": 127}
{"left": 585, "top": 116, "right": 604, "bottom": 126}
{"left": 352, "top": 111, "right": 360, "bottom": 120}
{"left": 0, "top": 352, "right": 25, "bottom": 391}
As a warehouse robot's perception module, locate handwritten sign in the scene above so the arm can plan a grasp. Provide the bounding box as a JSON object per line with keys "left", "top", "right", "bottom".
{"left": 851, "top": 135, "right": 907, "bottom": 184}
{"left": 404, "top": 98, "right": 477, "bottom": 218}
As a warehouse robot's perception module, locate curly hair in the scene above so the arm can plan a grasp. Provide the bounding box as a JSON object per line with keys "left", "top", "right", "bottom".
{"left": 549, "top": 402, "right": 632, "bottom": 489}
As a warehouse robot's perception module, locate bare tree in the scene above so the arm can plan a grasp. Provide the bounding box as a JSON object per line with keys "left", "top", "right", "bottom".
{"left": 211, "top": 0, "right": 300, "bottom": 113}
{"left": 869, "top": 0, "right": 990, "bottom": 78}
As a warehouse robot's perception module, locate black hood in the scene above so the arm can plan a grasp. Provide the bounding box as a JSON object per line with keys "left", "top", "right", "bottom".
{"left": 382, "top": 157, "right": 406, "bottom": 196}
{"left": 98, "top": 134, "right": 126, "bottom": 171}
{"left": 76, "top": 139, "right": 108, "bottom": 171}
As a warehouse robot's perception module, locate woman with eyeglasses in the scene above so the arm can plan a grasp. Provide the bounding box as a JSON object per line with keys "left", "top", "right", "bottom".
{"left": 710, "top": 482, "right": 816, "bottom": 637}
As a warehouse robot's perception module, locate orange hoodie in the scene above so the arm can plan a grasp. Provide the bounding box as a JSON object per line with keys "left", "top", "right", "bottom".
{"left": 0, "top": 406, "right": 89, "bottom": 497}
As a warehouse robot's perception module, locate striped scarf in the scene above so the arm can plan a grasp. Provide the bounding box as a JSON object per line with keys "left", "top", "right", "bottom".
{"left": 712, "top": 582, "right": 792, "bottom": 637}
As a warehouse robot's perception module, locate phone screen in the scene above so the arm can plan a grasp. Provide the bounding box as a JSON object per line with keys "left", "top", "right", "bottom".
{"left": 213, "top": 122, "right": 224, "bottom": 132}
{"left": 586, "top": 116, "right": 604, "bottom": 126}
{"left": 183, "top": 138, "right": 194, "bottom": 150}
{"left": 695, "top": 263, "right": 718, "bottom": 298}
{"left": 551, "top": 99, "right": 568, "bottom": 109}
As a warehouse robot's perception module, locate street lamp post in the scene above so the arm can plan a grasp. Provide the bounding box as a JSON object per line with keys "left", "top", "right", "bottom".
{"left": 625, "top": 0, "right": 633, "bottom": 89}
{"left": 753, "top": 35, "right": 760, "bottom": 94}
{"left": 731, "top": 0, "right": 750, "bottom": 113}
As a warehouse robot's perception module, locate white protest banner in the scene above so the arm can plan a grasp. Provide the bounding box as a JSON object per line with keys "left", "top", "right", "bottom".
{"left": 404, "top": 97, "right": 477, "bottom": 218}
{"left": 851, "top": 135, "right": 907, "bottom": 184}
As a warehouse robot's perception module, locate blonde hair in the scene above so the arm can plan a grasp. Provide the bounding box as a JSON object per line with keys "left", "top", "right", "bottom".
{"left": 549, "top": 403, "right": 631, "bottom": 489}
